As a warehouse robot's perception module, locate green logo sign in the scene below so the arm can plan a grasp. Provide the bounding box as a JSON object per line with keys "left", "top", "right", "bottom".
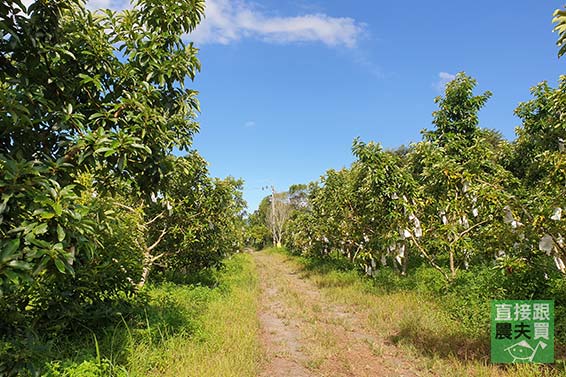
{"left": 491, "top": 300, "right": 554, "bottom": 363}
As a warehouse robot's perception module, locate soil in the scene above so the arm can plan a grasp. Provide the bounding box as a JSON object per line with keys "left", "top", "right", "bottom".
{"left": 254, "top": 251, "right": 424, "bottom": 377}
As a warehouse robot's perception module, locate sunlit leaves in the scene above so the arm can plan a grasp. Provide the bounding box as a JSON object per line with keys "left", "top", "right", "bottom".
{"left": 0, "top": 0, "right": 205, "bottom": 291}
{"left": 288, "top": 74, "right": 566, "bottom": 280}
{"left": 553, "top": 7, "right": 566, "bottom": 57}
{"left": 147, "top": 154, "right": 246, "bottom": 274}
{"left": 510, "top": 76, "right": 566, "bottom": 268}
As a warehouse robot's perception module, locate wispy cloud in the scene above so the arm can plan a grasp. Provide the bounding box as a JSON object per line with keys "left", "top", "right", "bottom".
{"left": 27, "top": 0, "right": 363, "bottom": 48}
{"left": 190, "top": 0, "right": 365, "bottom": 48}
{"left": 244, "top": 120, "right": 256, "bottom": 128}
{"left": 23, "top": 0, "right": 373, "bottom": 75}
{"left": 433, "top": 72, "right": 456, "bottom": 92}
{"left": 351, "top": 49, "right": 383, "bottom": 79}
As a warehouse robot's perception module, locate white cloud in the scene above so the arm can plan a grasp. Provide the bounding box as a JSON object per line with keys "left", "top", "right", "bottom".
{"left": 434, "top": 72, "right": 456, "bottom": 92}
{"left": 21, "top": 0, "right": 364, "bottom": 49}
{"left": 33, "top": 0, "right": 363, "bottom": 48}
{"left": 190, "top": 0, "right": 365, "bottom": 48}
{"left": 244, "top": 120, "right": 256, "bottom": 128}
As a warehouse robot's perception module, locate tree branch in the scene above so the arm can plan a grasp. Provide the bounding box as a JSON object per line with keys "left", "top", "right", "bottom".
{"left": 409, "top": 233, "right": 451, "bottom": 281}
{"left": 147, "top": 227, "right": 167, "bottom": 251}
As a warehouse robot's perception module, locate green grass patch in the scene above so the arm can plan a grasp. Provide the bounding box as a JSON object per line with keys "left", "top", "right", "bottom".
{"left": 273, "top": 247, "right": 566, "bottom": 376}
{"left": 3, "top": 253, "right": 260, "bottom": 377}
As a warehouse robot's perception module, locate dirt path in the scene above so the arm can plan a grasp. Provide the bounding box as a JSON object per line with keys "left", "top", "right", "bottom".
{"left": 254, "top": 251, "right": 424, "bottom": 377}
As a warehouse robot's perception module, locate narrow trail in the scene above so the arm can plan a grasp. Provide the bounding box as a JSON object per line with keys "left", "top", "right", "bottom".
{"left": 253, "top": 251, "right": 423, "bottom": 377}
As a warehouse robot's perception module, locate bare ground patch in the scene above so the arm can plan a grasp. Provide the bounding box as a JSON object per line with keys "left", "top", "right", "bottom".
{"left": 254, "top": 251, "right": 424, "bottom": 377}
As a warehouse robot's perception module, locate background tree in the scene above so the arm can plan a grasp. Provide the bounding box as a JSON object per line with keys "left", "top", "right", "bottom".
{"left": 288, "top": 184, "right": 309, "bottom": 210}
{"left": 268, "top": 189, "right": 291, "bottom": 248}
{"left": 245, "top": 196, "right": 272, "bottom": 249}
{"left": 150, "top": 154, "right": 246, "bottom": 277}
{"left": 246, "top": 184, "right": 310, "bottom": 250}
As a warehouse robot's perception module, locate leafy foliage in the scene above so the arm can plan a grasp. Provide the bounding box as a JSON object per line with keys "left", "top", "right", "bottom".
{"left": 245, "top": 187, "right": 303, "bottom": 250}
{"left": 1, "top": 1, "right": 246, "bottom": 374}
{"left": 509, "top": 77, "right": 566, "bottom": 272}
{"left": 425, "top": 73, "right": 492, "bottom": 148}
{"left": 284, "top": 72, "right": 565, "bottom": 288}
{"left": 1, "top": 0, "right": 205, "bottom": 291}
{"left": 151, "top": 153, "right": 246, "bottom": 275}
{"left": 553, "top": 6, "right": 566, "bottom": 58}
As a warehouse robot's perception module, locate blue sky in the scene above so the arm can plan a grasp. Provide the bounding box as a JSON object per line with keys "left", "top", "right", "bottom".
{"left": 87, "top": 0, "right": 565, "bottom": 212}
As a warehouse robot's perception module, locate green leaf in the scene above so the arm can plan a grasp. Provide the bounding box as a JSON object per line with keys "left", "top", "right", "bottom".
{"left": 94, "top": 147, "right": 113, "bottom": 155}
{"left": 104, "top": 149, "right": 116, "bottom": 158}
{"left": 57, "top": 224, "right": 66, "bottom": 242}
{"left": 7, "top": 260, "right": 32, "bottom": 271}
{"left": 89, "top": 112, "right": 105, "bottom": 120}
{"left": 3, "top": 239, "right": 20, "bottom": 256}
{"left": 118, "top": 155, "right": 126, "bottom": 171}
{"left": 35, "top": 209, "right": 55, "bottom": 219}
{"left": 60, "top": 185, "right": 76, "bottom": 198}
{"left": 131, "top": 143, "right": 147, "bottom": 150}
{"left": 3, "top": 270, "right": 19, "bottom": 284}
{"left": 54, "top": 259, "right": 66, "bottom": 274}
{"left": 52, "top": 202, "right": 63, "bottom": 216}
{"left": 27, "top": 236, "right": 51, "bottom": 249}
{"left": 34, "top": 223, "right": 48, "bottom": 235}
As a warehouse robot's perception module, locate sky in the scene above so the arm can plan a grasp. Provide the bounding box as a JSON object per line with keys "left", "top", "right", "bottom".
{"left": 84, "top": 0, "right": 564, "bottom": 212}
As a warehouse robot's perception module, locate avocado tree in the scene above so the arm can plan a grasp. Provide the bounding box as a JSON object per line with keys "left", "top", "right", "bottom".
{"left": 0, "top": 0, "right": 204, "bottom": 293}
{"left": 149, "top": 154, "right": 246, "bottom": 277}
{"left": 245, "top": 196, "right": 272, "bottom": 249}
{"left": 414, "top": 73, "right": 517, "bottom": 279}
{"left": 351, "top": 140, "right": 420, "bottom": 276}
{"left": 510, "top": 78, "right": 566, "bottom": 273}
{"left": 283, "top": 73, "right": 520, "bottom": 281}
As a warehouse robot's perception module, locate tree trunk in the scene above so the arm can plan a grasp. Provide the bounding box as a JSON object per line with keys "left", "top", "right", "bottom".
{"left": 449, "top": 249, "right": 456, "bottom": 278}
{"left": 402, "top": 247, "right": 408, "bottom": 276}
{"left": 138, "top": 259, "right": 151, "bottom": 289}
{"left": 137, "top": 227, "right": 167, "bottom": 289}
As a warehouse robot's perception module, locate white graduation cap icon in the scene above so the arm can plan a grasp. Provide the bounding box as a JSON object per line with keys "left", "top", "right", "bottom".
{"left": 504, "top": 340, "right": 547, "bottom": 362}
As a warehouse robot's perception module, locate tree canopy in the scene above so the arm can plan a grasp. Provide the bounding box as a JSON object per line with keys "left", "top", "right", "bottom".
{"left": 0, "top": 1, "right": 246, "bottom": 354}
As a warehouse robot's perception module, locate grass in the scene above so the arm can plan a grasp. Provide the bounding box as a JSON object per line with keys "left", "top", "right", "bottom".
{"left": 271, "top": 248, "right": 566, "bottom": 377}
{"left": 34, "top": 253, "right": 261, "bottom": 376}
{"left": 22, "top": 247, "right": 564, "bottom": 376}
{"left": 126, "top": 253, "right": 260, "bottom": 376}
